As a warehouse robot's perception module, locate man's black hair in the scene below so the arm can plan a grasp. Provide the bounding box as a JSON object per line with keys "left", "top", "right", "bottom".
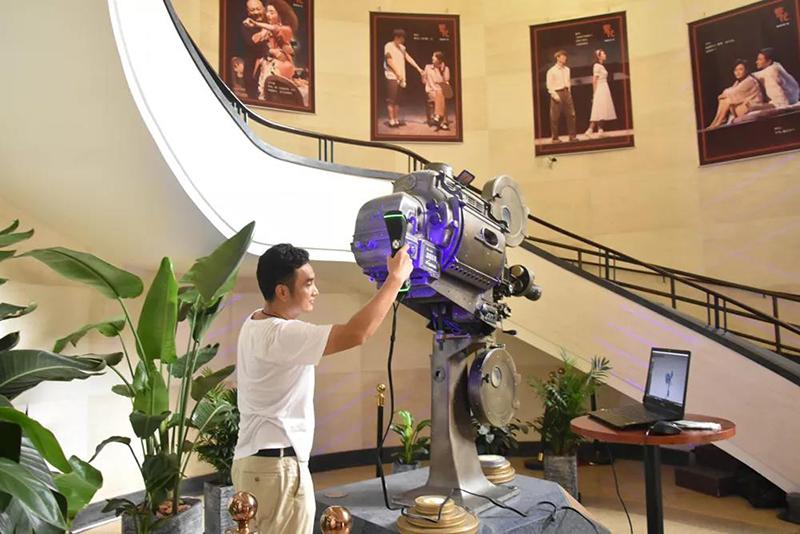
{"left": 257, "top": 243, "right": 310, "bottom": 301}
{"left": 393, "top": 29, "right": 406, "bottom": 39}
{"left": 759, "top": 47, "right": 775, "bottom": 62}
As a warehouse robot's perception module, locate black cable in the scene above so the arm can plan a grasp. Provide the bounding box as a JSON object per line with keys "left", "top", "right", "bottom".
{"left": 458, "top": 488, "right": 527, "bottom": 517}
{"left": 606, "top": 444, "right": 634, "bottom": 534}
{"left": 533, "top": 500, "right": 599, "bottom": 534}
{"left": 377, "top": 300, "right": 402, "bottom": 510}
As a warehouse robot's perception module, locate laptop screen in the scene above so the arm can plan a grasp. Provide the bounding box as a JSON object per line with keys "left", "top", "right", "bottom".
{"left": 645, "top": 348, "right": 691, "bottom": 410}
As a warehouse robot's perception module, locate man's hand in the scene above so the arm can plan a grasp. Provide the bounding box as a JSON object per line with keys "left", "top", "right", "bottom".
{"left": 387, "top": 244, "right": 413, "bottom": 282}
{"left": 552, "top": 93, "right": 561, "bottom": 103}
{"left": 243, "top": 18, "right": 256, "bottom": 28}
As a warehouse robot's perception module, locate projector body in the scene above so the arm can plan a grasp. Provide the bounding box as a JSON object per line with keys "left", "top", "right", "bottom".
{"left": 351, "top": 164, "right": 539, "bottom": 512}
{"left": 352, "top": 169, "right": 522, "bottom": 335}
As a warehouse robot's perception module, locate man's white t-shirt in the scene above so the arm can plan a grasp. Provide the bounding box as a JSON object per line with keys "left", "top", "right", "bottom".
{"left": 234, "top": 313, "right": 332, "bottom": 462}
{"left": 384, "top": 41, "right": 406, "bottom": 81}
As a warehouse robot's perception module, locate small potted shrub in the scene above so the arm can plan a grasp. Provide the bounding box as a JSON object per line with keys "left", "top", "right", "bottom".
{"left": 195, "top": 379, "right": 238, "bottom": 534}
{"left": 530, "top": 352, "right": 611, "bottom": 497}
{"left": 390, "top": 410, "right": 430, "bottom": 474}
{"left": 474, "top": 418, "right": 530, "bottom": 457}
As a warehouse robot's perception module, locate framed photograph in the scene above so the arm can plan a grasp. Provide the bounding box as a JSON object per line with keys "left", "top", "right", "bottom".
{"left": 530, "top": 12, "right": 634, "bottom": 156}
{"left": 689, "top": 0, "right": 800, "bottom": 165}
{"left": 370, "top": 12, "right": 463, "bottom": 142}
{"left": 219, "top": 0, "right": 314, "bottom": 113}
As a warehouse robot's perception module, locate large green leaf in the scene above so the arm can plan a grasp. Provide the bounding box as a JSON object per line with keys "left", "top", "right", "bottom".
{"left": 141, "top": 452, "right": 179, "bottom": 508}
{"left": 170, "top": 343, "right": 219, "bottom": 378}
{"left": 132, "top": 362, "right": 168, "bottom": 415}
{"left": 191, "top": 365, "right": 235, "bottom": 402}
{"left": 53, "top": 318, "right": 125, "bottom": 354}
{"left": 137, "top": 258, "right": 178, "bottom": 364}
{"left": 53, "top": 456, "right": 102, "bottom": 520}
{"left": 0, "top": 251, "right": 14, "bottom": 263}
{"left": 0, "top": 350, "right": 108, "bottom": 400}
{"left": 89, "top": 436, "right": 131, "bottom": 462}
{"left": 180, "top": 222, "right": 254, "bottom": 302}
{"left": 111, "top": 384, "right": 134, "bottom": 398}
{"left": 0, "top": 332, "right": 20, "bottom": 352}
{"left": 191, "top": 397, "right": 233, "bottom": 433}
{"left": 0, "top": 422, "right": 21, "bottom": 463}
{"left": 0, "top": 302, "right": 37, "bottom": 321}
{"left": 22, "top": 248, "right": 143, "bottom": 299}
{"left": 129, "top": 411, "right": 170, "bottom": 439}
{"left": 0, "top": 220, "right": 20, "bottom": 236}
{"left": 0, "top": 438, "right": 67, "bottom": 534}
{"left": 0, "top": 458, "right": 67, "bottom": 530}
{"left": 192, "top": 297, "right": 224, "bottom": 343}
{"left": 4, "top": 352, "right": 120, "bottom": 391}
{"left": 0, "top": 229, "right": 34, "bottom": 249}
{"left": 0, "top": 408, "right": 70, "bottom": 472}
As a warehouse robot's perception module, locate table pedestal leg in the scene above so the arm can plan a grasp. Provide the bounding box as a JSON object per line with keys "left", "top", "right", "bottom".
{"left": 644, "top": 445, "right": 663, "bottom": 534}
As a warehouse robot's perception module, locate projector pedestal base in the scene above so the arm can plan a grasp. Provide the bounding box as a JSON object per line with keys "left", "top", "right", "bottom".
{"left": 390, "top": 334, "right": 513, "bottom": 512}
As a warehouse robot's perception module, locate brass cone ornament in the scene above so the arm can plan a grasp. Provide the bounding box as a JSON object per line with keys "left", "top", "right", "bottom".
{"left": 479, "top": 455, "right": 516, "bottom": 484}
{"left": 225, "top": 491, "right": 258, "bottom": 534}
{"left": 396, "top": 495, "right": 479, "bottom": 534}
{"left": 320, "top": 505, "right": 354, "bottom": 533}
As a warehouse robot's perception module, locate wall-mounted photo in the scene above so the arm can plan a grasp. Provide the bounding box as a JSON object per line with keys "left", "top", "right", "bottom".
{"left": 219, "top": 0, "right": 314, "bottom": 113}
{"left": 370, "top": 12, "right": 463, "bottom": 142}
{"left": 689, "top": 0, "right": 800, "bottom": 165}
{"left": 530, "top": 12, "right": 634, "bottom": 156}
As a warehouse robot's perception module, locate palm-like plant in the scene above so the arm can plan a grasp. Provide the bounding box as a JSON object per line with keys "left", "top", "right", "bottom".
{"left": 0, "top": 220, "right": 110, "bottom": 533}
{"left": 194, "top": 377, "right": 238, "bottom": 485}
{"left": 23, "top": 221, "right": 255, "bottom": 533}
{"left": 530, "top": 352, "right": 611, "bottom": 456}
{"left": 390, "top": 410, "right": 430, "bottom": 465}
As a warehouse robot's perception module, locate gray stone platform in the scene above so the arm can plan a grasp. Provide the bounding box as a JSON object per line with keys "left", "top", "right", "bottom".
{"left": 314, "top": 468, "right": 608, "bottom": 533}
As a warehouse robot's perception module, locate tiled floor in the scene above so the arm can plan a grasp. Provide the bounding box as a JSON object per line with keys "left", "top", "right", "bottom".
{"left": 84, "top": 458, "right": 799, "bottom": 533}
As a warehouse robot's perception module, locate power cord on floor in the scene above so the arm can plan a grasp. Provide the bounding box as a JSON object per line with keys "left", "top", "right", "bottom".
{"left": 606, "top": 444, "right": 634, "bottom": 534}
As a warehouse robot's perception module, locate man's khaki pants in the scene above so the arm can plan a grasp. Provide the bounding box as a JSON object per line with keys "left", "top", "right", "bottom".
{"left": 232, "top": 455, "right": 315, "bottom": 534}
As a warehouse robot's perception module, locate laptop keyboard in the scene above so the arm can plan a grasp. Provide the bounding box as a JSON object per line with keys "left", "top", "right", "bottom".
{"left": 615, "top": 404, "right": 661, "bottom": 420}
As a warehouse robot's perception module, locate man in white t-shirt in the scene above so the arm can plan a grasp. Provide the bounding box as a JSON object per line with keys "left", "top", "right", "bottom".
{"left": 232, "top": 243, "right": 412, "bottom": 533}
{"left": 384, "top": 29, "right": 423, "bottom": 128}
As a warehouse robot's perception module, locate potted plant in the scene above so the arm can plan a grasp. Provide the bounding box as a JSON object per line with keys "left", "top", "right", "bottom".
{"left": 390, "top": 410, "right": 430, "bottom": 474}
{"left": 194, "top": 377, "right": 238, "bottom": 534}
{"left": 530, "top": 352, "right": 611, "bottom": 497}
{"left": 473, "top": 417, "right": 530, "bottom": 457}
{"left": 25, "top": 221, "right": 255, "bottom": 533}
{"left": 0, "top": 220, "right": 108, "bottom": 532}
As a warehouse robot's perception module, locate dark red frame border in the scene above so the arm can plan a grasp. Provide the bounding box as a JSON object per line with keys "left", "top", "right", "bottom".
{"left": 530, "top": 12, "right": 635, "bottom": 156}
{"left": 689, "top": 0, "right": 800, "bottom": 165}
{"left": 219, "top": 0, "right": 315, "bottom": 113}
{"left": 369, "top": 12, "right": 463, "bottom": 143}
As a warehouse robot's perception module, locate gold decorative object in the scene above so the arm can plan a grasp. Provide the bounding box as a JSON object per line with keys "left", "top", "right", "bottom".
{"left": 319, "top": 505, "right": 353, "bottom": 533}
{"left": 397, "top": 495, "right": 479, "bottom": 534}
{"left": 226, "top": 491, "right": 258, "bottom": 534}
{"left": 479, "top": 455, "right": 516, "bottom": 485}
{"left": 376, "top": 383, "right": 386, "bottom": 407}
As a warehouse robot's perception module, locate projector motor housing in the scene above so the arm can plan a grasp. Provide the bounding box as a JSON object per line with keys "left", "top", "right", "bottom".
{"left": 351, "top": 166, "right": 536, "bottom": 335}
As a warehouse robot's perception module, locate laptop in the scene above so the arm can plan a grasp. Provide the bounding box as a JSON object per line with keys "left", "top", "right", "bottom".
{"left": 589, "top": 348, "right": 691, "bottom": 430}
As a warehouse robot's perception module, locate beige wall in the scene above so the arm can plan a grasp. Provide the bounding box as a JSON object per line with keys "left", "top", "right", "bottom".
{"left": 175, "top": 0, "right": 799, "bottom": 296}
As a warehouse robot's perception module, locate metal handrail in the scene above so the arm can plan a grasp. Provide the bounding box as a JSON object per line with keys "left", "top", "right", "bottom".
{"left": 527, "top": 236, "right": 800, "bottom": 303}
{"left": 165, "top": 1, "right": 798, "bottom": 358}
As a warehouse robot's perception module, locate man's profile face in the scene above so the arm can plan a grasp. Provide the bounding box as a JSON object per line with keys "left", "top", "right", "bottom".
{"left": 281, "top": 263, "right": 318, "bottom": 314}
{"left": 247, "top": 0, "right": 266, "bottom": 21}
{"left": 756, "top": 53, "right": 770, "bottom": 69}
{"left": 556, "top": 53, "right": 567, "bottom": 66}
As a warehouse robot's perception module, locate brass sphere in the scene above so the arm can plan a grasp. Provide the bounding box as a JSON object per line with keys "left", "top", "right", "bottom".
{"left": 377, "top": 384, "right": 386, "bottom": 393}
{"left": 229, "top": 491, "right": 258, "bottom": 523}
{"left": 319, "top": 505, "right": 353, "bottom": 533}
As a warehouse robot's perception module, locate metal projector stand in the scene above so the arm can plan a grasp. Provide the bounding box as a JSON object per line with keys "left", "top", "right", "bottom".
{"left": 390, "top": 334, "right": 519, "bottom": 513}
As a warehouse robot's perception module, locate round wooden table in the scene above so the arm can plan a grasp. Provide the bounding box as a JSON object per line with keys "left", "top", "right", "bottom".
{"left": 571, "top": 414, "right": 735, "bottom": 534}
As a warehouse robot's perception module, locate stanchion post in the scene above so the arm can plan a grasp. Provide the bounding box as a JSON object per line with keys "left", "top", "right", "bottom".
{"left": 376, "top": 383, "right": 386, "bottom": 478}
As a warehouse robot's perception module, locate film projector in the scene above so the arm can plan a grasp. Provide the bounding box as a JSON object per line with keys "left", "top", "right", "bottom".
{"left": 351, "top": 163, "right": 541, "bottom": 512}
